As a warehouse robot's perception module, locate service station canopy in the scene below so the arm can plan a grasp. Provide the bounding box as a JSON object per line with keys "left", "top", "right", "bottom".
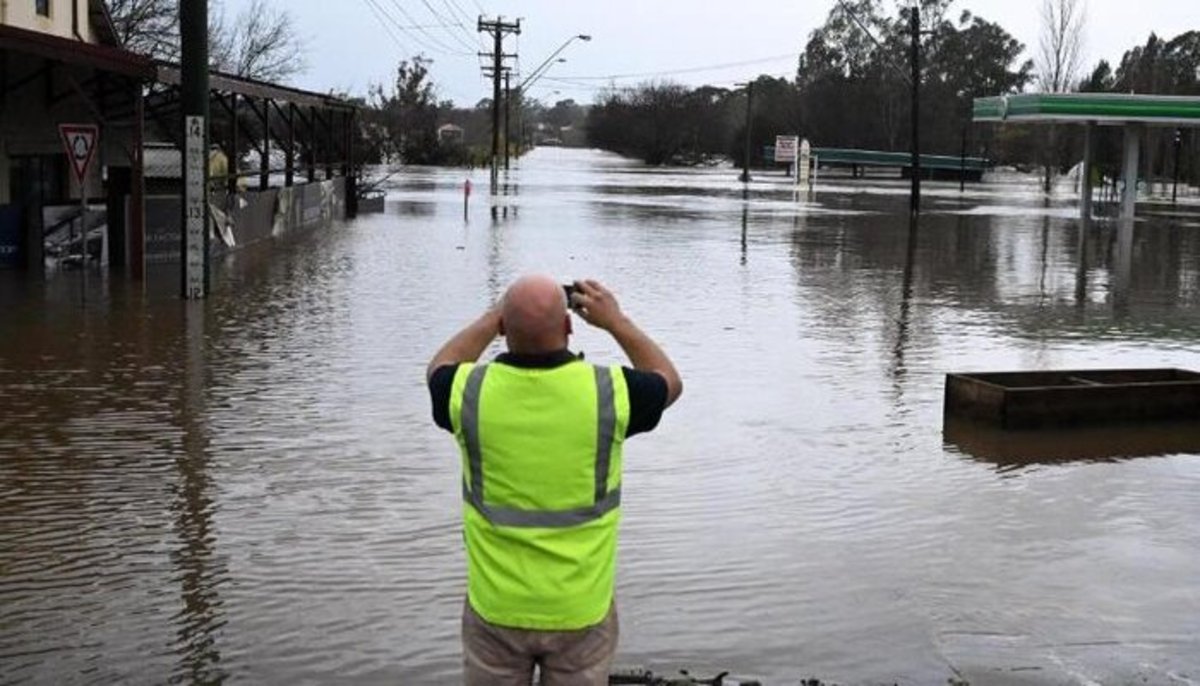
{"left": 972, "top": 92, "right": 1200, "bottom": 222}
{"left": 973, "top": 93, "right": 1200, "bottom": 128}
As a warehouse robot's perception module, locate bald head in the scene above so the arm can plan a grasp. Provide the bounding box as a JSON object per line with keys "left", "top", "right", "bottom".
{"left": 500, "top": 275, "right": 572, "bottom": 354}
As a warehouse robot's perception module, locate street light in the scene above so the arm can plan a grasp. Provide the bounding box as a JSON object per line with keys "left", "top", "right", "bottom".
{"left": 519, "top": 34, "right": 591, "bottom": 92}
{"left": 515, "top": 34, "right": 591, "bottom": 159}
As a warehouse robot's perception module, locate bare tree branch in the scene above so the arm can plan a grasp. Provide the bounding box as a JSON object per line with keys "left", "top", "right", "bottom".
{"left": 1037, "top": 0, "right": 1086, "bottom": 93}
{"left": 106, "top": 0, "right": 178, "bottom": 60}
{"left": 105, "top": 0, "right": 306, "bottom": 83}
{"left": 214, "top": 0, "right": 307, "bottom": 82}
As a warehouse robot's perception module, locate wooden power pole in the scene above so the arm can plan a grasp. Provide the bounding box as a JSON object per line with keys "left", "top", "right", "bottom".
{"left": 478, "top": 17, "right": 520, "bottom": 188}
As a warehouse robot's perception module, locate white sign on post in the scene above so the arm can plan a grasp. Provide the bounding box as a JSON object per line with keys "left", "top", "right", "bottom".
{"left": 184, "top": 115, "right": 206, "bottom": 299}
{"left": 775, "top": 135, "right": 799, "bottom": 163}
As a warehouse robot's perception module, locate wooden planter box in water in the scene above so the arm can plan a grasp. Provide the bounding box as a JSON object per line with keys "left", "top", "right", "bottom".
{"left": 944, "top": 369, "right": 1200, "bottom": 429}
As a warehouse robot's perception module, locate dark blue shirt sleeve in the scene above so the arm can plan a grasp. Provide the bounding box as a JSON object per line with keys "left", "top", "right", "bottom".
{"left": 428, "top": 364, "right": 460, "bottom": 432}
{"left": 621, "top": 367, "right": 668, "bottom": 437}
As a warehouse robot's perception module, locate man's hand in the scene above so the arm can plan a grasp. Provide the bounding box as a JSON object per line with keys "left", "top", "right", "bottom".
{"left": 570, "top": 279, "right": 627, "bottom": 332}
{"left": 570, "top": 279, "right": 683, "bottom": 407}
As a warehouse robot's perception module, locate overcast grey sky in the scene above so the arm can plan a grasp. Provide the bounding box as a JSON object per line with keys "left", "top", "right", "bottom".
{"left": 226, "top": 0, "right": 1196, "bottom": 104}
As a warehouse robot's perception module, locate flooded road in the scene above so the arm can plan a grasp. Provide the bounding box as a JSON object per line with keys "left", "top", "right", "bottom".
{"left": 2, "top": 148, "right": 1199, "bottom": 684}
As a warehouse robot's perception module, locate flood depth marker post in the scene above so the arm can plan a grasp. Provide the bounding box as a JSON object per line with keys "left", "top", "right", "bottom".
{"left": 181, "top": 0, "right": 210, "bottom": 299}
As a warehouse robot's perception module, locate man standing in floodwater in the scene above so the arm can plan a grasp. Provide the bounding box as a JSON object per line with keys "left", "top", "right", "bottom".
{"left": 428, "top": 275, "right": 683, "bottom": 685}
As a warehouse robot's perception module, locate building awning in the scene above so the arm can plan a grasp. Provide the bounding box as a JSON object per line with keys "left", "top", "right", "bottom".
{"left": 155, "top": 64, "right": 356, "bottom": 112}
{"left": 974, "top": 93, "right": 1200, "bottom": 127}
{"left": 0, "top": 24, "right": 154, "bottom": 78}
{"left": 0, "top": 25, "right": 355, "bottom": 112}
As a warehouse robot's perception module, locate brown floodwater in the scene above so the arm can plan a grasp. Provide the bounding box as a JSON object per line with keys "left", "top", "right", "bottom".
{"left": 2, "top": 148, "right": 1199, "bottom": 685}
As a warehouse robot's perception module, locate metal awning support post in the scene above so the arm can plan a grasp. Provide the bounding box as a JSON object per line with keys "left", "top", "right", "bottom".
{"left": 227, "top": 92, "right": 239, "bottom": 194}
{"left": 285, "top": 102, "right": 295, "bottom": 187}
{"left": 306, "top": 106, "right": 316, "bottom": 182}
{"left": 346, "top": 109, "right": 358, "bottom": 219}
{"left": 131, "top": 83, "right": 145, "bottom": 280}
{"left": 1080, "top": 121, "right": 1094, "bottom": 222}
{"left": 325, "top": 108, "right": 334, "bottom": 180}
{"left": 0, "top": 50, "right": 7, "bottom": 112}
{"left": 1120, "top": 124, "right": 1140, "bottom": 222}
{"left": 257, "top": 99, "right": 269, "bottom": 190}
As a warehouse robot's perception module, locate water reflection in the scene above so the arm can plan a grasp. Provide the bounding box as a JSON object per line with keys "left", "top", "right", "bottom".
{"left": 393, "top": 200, "right": 436, "bottom": 217}
{"left": 945, "top": 417, "right": 1200, "bottom": 470}
{"left": 170, "top": 302, "right": 226, "bottom": 684}
{"left": 889, "top": 215, "right": 919, "bottom": 388}
{"left": 740, "top": 204, "right": 748, "bottom": 266}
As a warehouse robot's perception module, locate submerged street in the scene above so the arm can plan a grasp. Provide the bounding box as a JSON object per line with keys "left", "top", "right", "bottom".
{"left": 2, "top": 148, "right": 1200, "bottom": 684}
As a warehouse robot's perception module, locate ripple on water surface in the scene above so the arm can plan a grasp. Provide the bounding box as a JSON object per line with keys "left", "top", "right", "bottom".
{"left": 2, "top": 149, "right": 1200, "bottom": 684}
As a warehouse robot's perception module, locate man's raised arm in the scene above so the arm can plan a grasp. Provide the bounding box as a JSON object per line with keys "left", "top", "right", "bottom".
{"left": 571, "top": 280, "right": 683, "bottom": 407}
{"left": 426, "top": 308, "right": 502, "bottom": 382}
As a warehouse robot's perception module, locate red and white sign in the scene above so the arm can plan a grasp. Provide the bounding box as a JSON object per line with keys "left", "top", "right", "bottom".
{"left": 59, "top": 124, "right": 100, "bottom": 184}
{"left": 775, "top": 135, "right": 800, "bottom": 163}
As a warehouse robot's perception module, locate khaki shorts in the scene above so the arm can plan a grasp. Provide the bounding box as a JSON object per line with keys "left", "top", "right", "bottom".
{"left": 462, "top": 601, "right": 619, "bottom": 686}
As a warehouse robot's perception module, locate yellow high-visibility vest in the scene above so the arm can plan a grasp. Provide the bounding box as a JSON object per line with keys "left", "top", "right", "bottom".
{"left": 449, "top": 360, "right": 630, "bottom": 630}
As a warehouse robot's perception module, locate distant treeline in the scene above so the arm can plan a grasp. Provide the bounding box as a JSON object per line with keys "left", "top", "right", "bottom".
{"left": 585, "top": 1, "right": 1200, "bottom": 186}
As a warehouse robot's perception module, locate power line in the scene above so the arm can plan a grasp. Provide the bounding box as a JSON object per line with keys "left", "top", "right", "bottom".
{"left": 382, "top": 0, "right": 472, "bottom": 56}
{"left": 833, "top": 0, "right": 911, "bottom": 85}
{"left": 417, "top": 0, "right": 477, "bottom": 52}
{"left": 361, "top": 0, "right": 409, "bottom": 54}
{"left": 369, "top": 0, "right": 456, "bottom": 56}
{"left": 381, "top": 21, "right": 469, "bottom": 30}
{"left": 442, "top": 0, "right": 474, "bottom": 27}
{"left": 555, "top": 53, "right": 800, "bottom": 81}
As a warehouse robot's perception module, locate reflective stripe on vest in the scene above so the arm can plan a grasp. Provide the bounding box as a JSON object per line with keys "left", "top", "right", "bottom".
{"left": 459, "top": 362, "right": 620, "bottom": 528}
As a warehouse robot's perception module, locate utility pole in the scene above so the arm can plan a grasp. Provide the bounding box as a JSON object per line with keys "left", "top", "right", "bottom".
{"left": 181, "top": 0, "right": 209, "bottom": 299}
{"left": 960, "top": 124, "right": 967, "bottom": 193}
{"left": 740, "top": 81, "right": 754, "bottom": 184}
{"left": 909, "top": 4, "right": 921, "bottom": 216}
{"left": 504, "top": 71, "right": 512, "bottom": 171}
{"left": 478, "top": 16, "right": 520, "bottom": 187}
{"left": 1173, "top": 128, "right": 1182, "bottom": 204}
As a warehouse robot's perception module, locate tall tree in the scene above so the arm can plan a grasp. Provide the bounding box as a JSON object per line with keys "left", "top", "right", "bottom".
{"left": 1035, "top": 0, "right": 1086, "bottom": 192}
{"left": 370, "top": 58, "right": 447, "bottom": 165}
{"left": 1037, "top": 0, "right": 1086, "bottom": 93}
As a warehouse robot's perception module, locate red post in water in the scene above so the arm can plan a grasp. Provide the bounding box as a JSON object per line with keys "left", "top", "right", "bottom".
{"left": 464, "top": 179, "right": 472, "bottom": 220}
